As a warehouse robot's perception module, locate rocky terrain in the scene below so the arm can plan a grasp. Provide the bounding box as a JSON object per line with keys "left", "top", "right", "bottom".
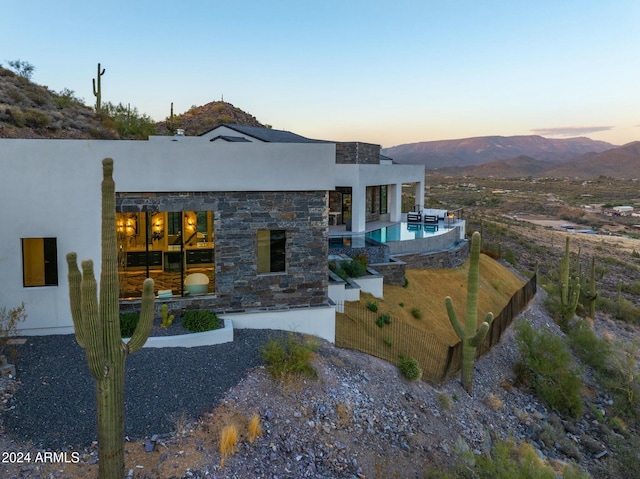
{"left": 1, "top": 289, "right": 637, "bottom": 478}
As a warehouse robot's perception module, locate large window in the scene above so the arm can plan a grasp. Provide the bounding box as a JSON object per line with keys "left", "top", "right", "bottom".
{"left": 117, "top": 211, "right": 214, "bottom": 298}
{"left": 22, "top": 237, "right": 58, "bottom": 287}
{"left": 257, "top": 230, "right": 286, "bottom": 274}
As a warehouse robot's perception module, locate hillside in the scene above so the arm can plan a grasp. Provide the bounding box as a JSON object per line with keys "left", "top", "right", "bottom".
{"left": 0, "top": 65, "right": 265, "bottom": 139}
{"left": 155, "top": 101, "right": 265, "bottom": 136}
{"left": 383, "top": 135, "right": 614, "bottom": 168}
{"left": 0, "top": 66, "right": 115, "bottom": 139}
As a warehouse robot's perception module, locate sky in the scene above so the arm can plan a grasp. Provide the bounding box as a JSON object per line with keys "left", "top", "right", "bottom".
{"left": 4, "top": 0, "right": 640, "bottom": 147}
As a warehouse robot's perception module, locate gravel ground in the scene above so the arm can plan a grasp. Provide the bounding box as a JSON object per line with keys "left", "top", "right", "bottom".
{"left": 3, "top": 329, "right": 288, "bottom": 449}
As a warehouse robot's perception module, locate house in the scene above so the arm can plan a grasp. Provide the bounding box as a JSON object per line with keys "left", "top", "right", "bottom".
{"left": 0, "top": 124, "right": 426, "bottom": 342}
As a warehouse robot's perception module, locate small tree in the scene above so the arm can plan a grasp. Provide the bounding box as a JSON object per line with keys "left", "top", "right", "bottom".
{"left": 6, "top": 59, "right": 35, "bottom": 79}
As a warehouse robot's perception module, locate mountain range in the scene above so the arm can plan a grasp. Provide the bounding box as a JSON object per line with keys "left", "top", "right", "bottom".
{"left": 2, "top": 64, "right": 638, "bottom": 178}
{"left": 383, "top": 135, "right": 640, "bottom": 179}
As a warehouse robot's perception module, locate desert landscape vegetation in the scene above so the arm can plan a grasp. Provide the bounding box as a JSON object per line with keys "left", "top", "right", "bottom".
{"left": 2, "top": 60, "right": 640, "bottom": 478}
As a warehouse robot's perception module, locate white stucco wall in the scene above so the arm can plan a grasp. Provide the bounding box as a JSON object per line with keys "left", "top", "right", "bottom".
{"left": 0, "top": 139, "right": 335, "bottom": 334}
{"left": 335, "top": 163, "right": 425, "bottom": 232}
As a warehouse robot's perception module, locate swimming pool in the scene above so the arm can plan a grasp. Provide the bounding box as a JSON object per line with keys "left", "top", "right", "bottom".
{"left": 365, "top": 222, "right": 444, "bottom": 243}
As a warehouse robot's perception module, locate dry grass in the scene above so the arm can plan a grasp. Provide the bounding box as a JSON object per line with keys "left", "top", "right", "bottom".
{"left": 247, "top": 413, "right": 262, "bottom": 444}
{"left": 360, "top": 254, "right": 525, "bottom": 345}
{"left": 219, "top": 424, "right": 239, "bottom": 467}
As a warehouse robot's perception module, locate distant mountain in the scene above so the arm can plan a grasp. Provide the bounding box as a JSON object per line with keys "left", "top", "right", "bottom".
{"left": 434, "top": 142, "right": 640, "bottom": 179}
{"left": 155, "top": 101, "right": 265, "bottom": 136}
{"left": 544, "top": 141, "right": 640, "bottom": 179}
{"left": 382, "top": 135, "right": 615, "bottom": 168}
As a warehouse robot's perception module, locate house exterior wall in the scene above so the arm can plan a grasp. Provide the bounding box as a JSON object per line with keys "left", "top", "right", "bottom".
{"left": 118, "top": 190, "right": 329, "bottom": 310}
{"left": 0, "top": 139, "right": 335, "bottom": 335}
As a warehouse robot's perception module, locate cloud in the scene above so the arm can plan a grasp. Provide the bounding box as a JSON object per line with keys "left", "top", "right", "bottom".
{"left": 531, "top": 126, "right": 614, "bottom": 137}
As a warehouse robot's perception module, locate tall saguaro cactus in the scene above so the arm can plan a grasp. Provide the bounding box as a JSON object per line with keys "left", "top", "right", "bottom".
{"left": 445, "top": 231, "right": 494, "bottom": 395}
{"left": 92, "top": 63, "right": 106, "bottom": 111}
{"left": 585, "top": 256, "right": 598, "bottom": 319}
{"left": 559, "top": 236, "right": 580, "bottom": 326}
{"left": 66, "top": 158, "right": 154, "bottom": 479}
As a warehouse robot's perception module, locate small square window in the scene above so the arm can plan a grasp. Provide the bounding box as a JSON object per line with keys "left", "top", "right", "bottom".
{"left": 257, "top": 230, "right": 286, "bottom": 274}
{"left": 22, "top": 237, "right": 58, "bottom": 287}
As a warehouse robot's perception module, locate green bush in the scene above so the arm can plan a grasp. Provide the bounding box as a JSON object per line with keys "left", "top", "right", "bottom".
{"left": 403, "top": 277, "right": 409, "bottom": 288}
{"left": 568, "top": 321, "right": 611, "bottom": 372}
{"left": 411, "top": 307, "right": 422, "bottom": 319}
{"left": 383, "top": 335, "right": 393, "bottom": 347}
{"left": 514, "top": 319, "right": 583, "bottom": 418}
{"left": 261, "top": 334, "right": 318, "bottom": 381}
{"left": 366, "top": 300, "right": 378, "bottom": 312}
{"left": 24, "top": 109, "right": 50, "bottom": 129}
{"left": 342, "top": 260, "right": 367, "bottom": 278}
{"left": 182, "top": 310, "right": 220, "bottom": 332}
{"left": 328, "top": 261, "right": 349, "bottom": 282}
{"left": 398, "top": 355, "right": 422, "bottom": 381}
{"left": 119, "top": 312, "right": 140, "bottom": 338}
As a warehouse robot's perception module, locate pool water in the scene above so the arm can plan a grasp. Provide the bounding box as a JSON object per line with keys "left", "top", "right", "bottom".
{"left": 365, "top": 222, "right": 442, "bottom": 243}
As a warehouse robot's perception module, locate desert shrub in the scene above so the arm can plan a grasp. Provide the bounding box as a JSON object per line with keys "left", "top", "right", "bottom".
{"left": 25, "top": 85, "right": 48, "bottom": 106}
{"left": 375, "top": 316, "right": 385, "bottom": 328}
{"left": 599, "top": 295, "right": 640, "bottom": 324}
{"left": 0, "top": 303, "right": 27, "bottom": 359}
{"left": 182, "top": 310, "right": 220, "bottom": 332}
{"left": 24, "top": 109, "right": 50, "bottom": 128}
{"left": 398, "top": 355, "right": 422, "bottom": 381}
{"left": 473, "top": 440, "right": 589, "bottom": 479}
{"left": 383, "top": 334, "right": 393, "bottom": 347}
{"left": 6, "top": 107, "right": 25, "bottom": 127}
{"left": 328, "top": 261, "right": 349, "bottom": 282}
{"left": 514, "top": 319, "right": 583, "bottom": 418}
{"left": 353, "top": 253, "right": 368, "bottom": 268}
{"left": 119, "top": 312, "right": 140, "bottom": 338}
{"left": 366, "top": 300, "right": 378, "bottom": 312}
{"left": 411, "top": 307, "right": 422, "bottom": 319}
{"left": 567, "top": 321, "right": 611, "bottom": 372}
{"left": 342, "top": 259, "right": 367, "bottom": 278}
{"left": 403, "top": 277, "right": 409, "bottom": 288}
{"left": 55, "top": 88, "right": 83, "bottom": 108}
{"left": 597, "top": 339, "right": 640, "bottom": 419}
{"left": 502, "top": 249, "right": 517, "bottom": 266}
{"left": 261, "top": 334, "right": 318, "bottom": 381}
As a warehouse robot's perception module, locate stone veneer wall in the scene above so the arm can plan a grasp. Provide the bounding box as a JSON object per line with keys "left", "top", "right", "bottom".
{"left": 369, "top": 258, "right": 406, "bottom": 285}
{"left": 335, "top": 142, "right": 381, "bottom": 165}
{"left": 392, "top": 240, "right": 469, "bottom": 270}
{"left": 117, "top": 191, "right": 328, "bottom": 312}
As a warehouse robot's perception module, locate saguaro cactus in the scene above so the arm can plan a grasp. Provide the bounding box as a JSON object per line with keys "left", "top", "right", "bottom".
{"left": 584, "top": 256, "right": 598, "bottom": 319}
{"left": 92, "top": 63, "right": 106, "bottom": 111}
{"left": 66, "top": 158, "right": 154, "bottom": 479}
{"left": 559, "top": 236, "right": 580, "bottom": 325}
{"left": 445, "top": 231, "right": 494, "bottom": 395}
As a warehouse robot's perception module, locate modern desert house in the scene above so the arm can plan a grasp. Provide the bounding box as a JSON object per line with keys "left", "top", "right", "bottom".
{"left": 0, "top": 125, "right": 425, "bottom": 342}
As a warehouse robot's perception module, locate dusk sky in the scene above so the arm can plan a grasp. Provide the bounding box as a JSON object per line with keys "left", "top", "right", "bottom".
{"left": 5, "top": 0, "right": 640, "bottom": 147}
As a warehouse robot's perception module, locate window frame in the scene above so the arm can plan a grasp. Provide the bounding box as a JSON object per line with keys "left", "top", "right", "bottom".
{"left": 21, "top": 237, "right": 59, "bottom": 287}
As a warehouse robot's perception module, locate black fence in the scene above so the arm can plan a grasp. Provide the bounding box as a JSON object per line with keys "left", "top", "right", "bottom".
{"left": 335, "top": 274, "right": 537, "bottom": 383}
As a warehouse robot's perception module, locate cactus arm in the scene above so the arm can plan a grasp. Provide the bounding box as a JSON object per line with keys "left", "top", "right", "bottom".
{"left": 93, "top": 63, "right": 105, "bottom": 110}
{"left": 445, "top": 296, "right": 465, "bottom": 340}
{"left": 66, "top": 252, "right": 86, "bottom": 348}
{"left": 469, "top": 313, "right": 494, "bottom": 347}
{"left": 126, "top": 278, "right": 154, "bottom": 353}
{"left": 80, "top": 259, "right": 106, "bottom": 380}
